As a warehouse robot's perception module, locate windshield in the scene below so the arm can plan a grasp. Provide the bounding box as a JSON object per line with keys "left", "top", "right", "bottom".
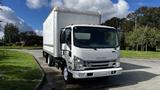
{"left": 73, "top": 26, "right": 119, "bottom": 48}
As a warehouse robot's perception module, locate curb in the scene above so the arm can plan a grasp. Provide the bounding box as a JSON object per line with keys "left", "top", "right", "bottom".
{"left": 33, "top": 56, "right": 46, "bottom": 90}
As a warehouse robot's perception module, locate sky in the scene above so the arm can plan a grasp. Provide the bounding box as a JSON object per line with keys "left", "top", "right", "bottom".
{"left": 0, "top": 0, "right": 160, "bottom": 38}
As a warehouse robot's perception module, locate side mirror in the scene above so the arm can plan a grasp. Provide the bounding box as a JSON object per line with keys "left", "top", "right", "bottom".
{"left": 69, "top": 51, "right": 71, "bottom": 57}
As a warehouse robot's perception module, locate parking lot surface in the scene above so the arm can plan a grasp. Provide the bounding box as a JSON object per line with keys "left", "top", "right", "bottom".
{"left": 22, "top": 50, "right": 160, "bottom": 90}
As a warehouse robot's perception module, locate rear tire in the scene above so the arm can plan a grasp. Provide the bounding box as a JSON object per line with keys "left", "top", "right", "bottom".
{"left": 45, "top": 55, "right": 48, "bottom": 63}
{"left": 43, "top": 51, "right": 45, "bottom": 57}
{"left": 63, "top": 66, "right": 73, "bottom": 84}
{"left": 48, "top": 55, "right": 53, "bottom": 66}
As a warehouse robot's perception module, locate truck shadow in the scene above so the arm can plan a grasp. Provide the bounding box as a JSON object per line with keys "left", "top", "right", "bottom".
{"left": 67, "top": 71, "right": 158, "bottom": 90}
{"left": 65, "top": 62, "right": 156, "bottom": 90}
{"left": 121, "top": 62, "right": 150, "bottom": 70}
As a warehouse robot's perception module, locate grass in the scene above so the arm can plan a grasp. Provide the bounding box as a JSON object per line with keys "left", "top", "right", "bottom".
{"left": 0, "top": 49, "right": 42, "bottom": 90}
{"left": 0, "top": 46, "right": 42, "bottom": 49}
{"left": 121, "top": 50, "right": 160, "bottom": 59}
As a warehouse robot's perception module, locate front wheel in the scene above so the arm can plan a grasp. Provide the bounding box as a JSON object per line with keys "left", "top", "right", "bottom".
{"left": 63, "top": 66, "right": 73, "bottom": 84}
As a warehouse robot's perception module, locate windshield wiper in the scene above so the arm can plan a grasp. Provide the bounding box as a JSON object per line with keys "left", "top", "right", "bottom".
{"left": 88, "top": 45, "right": 98, "bottom": 50}
{"left": 92, "top": 47, "right": 97, "bottom": 50}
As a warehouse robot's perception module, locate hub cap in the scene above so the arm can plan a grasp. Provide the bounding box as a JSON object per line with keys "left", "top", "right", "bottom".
{"left": 63, "top": 67, "right": 68, "bottom": 81}
{"left": 47, "top": 57, "right": 50, "bottom": 65}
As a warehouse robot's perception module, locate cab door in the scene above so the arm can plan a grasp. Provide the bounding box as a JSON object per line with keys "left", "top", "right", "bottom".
{"left": 60, "top": 28, "right": 72, "bottom": 61}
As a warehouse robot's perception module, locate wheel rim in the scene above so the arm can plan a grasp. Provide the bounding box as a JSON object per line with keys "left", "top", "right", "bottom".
{"left": 47, "top": 57, "right": 50, "bottom": 65}
{"left": 63, "top": 67, "right": 68, "bottom": 81}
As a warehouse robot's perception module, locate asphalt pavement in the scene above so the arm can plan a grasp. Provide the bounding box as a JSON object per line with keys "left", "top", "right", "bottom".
{"left": 21, "top": 49, "right": 160, "bottom": 90}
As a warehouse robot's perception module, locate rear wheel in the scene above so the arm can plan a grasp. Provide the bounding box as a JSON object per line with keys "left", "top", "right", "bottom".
{"left": 43, "top": 51, "right": 45, "bottom": 57}
{"left": 45, "top": 55, "right": 48, "bottom": 63}
{"left": 63, "top": 66, "right": 73, "bottom": 84}
{"left": 48, "top": 55, "right": 53, "bottom": 66}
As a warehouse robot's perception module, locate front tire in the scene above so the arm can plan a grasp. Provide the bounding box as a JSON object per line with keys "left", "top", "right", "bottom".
{"left": 63, "top": 66, "right": 73, "bottom": 84}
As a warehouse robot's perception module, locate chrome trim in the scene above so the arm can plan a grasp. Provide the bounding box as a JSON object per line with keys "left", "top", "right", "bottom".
{"left": 44, "top": 44, "right": 54, "bottom": 47}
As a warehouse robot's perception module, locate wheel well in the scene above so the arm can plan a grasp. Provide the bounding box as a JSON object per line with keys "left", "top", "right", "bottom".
{"left": 43, "top": 51, "right": 48, "bottom": 57}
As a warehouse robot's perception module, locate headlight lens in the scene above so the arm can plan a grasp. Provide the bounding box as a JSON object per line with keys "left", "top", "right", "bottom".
{"left": 113, "top": 62, "right": 120, "bottom": 68}
{"left": 74, "top": 56, "right": 85, "bottom": 70}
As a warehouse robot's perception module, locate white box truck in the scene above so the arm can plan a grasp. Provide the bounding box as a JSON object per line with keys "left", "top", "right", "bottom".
{"left": 43, "top": 7, "right": 122, "bottom": 83}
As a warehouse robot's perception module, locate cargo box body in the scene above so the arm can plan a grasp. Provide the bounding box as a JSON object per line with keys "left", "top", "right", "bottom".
{"left": 43, "top": 7, "right": 101, "bottom": 57}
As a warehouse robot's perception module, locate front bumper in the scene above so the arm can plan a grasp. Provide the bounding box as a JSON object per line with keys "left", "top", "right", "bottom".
{"left": 71, "top": 67, "right": 123, "bottom": 79}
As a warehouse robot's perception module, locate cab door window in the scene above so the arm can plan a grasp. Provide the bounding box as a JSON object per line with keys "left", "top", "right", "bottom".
{"left": 65, "top": 28, "right": 71, "bottom": 48}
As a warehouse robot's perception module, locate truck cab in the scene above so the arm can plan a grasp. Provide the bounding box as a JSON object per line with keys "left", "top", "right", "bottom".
{"left": 60, "top": 24, "right": 122, "bottom": 82}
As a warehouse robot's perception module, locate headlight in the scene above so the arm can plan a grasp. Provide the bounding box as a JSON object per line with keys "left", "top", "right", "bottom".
{"left": 113, "top": 62, "right": 120, "bottom": 68}
{"left": 74, "top": 56, "right": 85, "bottom": 71}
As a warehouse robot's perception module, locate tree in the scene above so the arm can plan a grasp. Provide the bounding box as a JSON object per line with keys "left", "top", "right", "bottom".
{"left": 4, "top": 23, "right": 19, "bottom": 44}
{"left": 125, "top": 26, "right": 158, "bottom": 51}
{"left": 131, "top": 7, "right": 160, "bottom": 30}
{"left": 20, "top": 31, "right": 42, "bottom": 46}
{"left": 125, "top": 28, "right": 139, "bottom": 50}
{"left": 102, "top": 17, "right": 135, "bottom": 49}
{"left": 155, "top": 29, "right": 160, "bottom": 49}
{"left": 102, "top": 17, "right": 120, "bottom": 28}
{"left": 103, "top": 6, "right": 160, "bottom": 51}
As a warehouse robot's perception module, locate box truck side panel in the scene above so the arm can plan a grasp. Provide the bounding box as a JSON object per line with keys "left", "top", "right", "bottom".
{"left": 43, "top": 11, "right": 55, "bottom": 54}
{"left": 44, "top": 7, "right": 100, "bottom": 58}
{"left": 55, "top": 11, "right": 100, "bottom": 57}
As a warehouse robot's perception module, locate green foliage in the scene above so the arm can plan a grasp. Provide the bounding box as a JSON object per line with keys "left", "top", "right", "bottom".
{"left": 4, "top": 23, "right": 19, "bottom": 44}
{"left": 102, "top": 17, "right": 135, "bottom": 32}
{"left": 102, "top": 17, "right": 135, "bottom": 50}
{"left": 19, "top": 31, "right": 43, "bottom": 46}
{"left": 125, "top": 26, "right": 159, "bottom": 51}
{"left": 0, "top": 46, "right": 42, "bottom": 49}
{"left": 121, "top": 50, "right": 160, "bottom": 59}
{"left": 103, "top": 6, "right": 160, "bottom": 51}
{"left": 102, "top": 17, "right": 122, "bottom": 29}
{"left": 0, "top": 50, "right": 42, "bottom": 90}
{"left": 136, "top": 7, "right": 160, "bottom": 29}
{"left": 155, "top": 31, "right": 160, "bottom": 48}
{"left": 2, "top": 23, "right": 42, "bottom": 46}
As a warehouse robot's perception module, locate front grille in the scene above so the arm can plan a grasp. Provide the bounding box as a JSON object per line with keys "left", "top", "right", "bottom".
{"left": 84, "top": 67, "right": 114, "bottom": 70}
{"left": 84, "top": 60, "right": 115, "bottom": 70}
